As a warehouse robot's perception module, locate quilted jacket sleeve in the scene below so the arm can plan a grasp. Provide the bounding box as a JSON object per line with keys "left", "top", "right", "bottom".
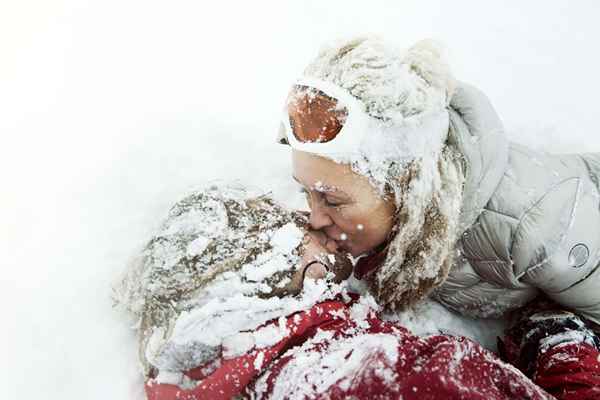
{"left": 513, "top": 153, "right": 600, "bottom": 325}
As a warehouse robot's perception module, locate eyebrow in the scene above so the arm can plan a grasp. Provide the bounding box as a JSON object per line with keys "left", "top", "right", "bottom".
{"left": 291, "top": 175, "right": 351, "bottom": 200}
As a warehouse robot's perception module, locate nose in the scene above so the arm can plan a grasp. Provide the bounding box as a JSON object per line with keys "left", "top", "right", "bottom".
{"left": 309, "top": 202, "right": 333, "bottom": 230}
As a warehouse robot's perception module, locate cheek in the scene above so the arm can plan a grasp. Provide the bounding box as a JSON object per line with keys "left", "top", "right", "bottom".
{"left": 355, "top": 222, "right": 383, "bottom": 243}
{"left": 339, "top": 205, "right": 394, "bottom": 247}
{"left": 330, "top": 207, "right": 364, "bottom": 232}
{"left": 330, "top": 209, "right": 376, "bottom": 247}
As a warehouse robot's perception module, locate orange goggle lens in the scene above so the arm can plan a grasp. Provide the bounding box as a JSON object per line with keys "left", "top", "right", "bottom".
{"left": 286, "top": 85, "right": 348, "bottom": 143}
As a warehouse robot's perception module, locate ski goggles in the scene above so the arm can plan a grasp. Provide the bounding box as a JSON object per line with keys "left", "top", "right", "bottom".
{"left": 277, "top": 77, "right": 373, "bottom": 157}
{"left": 277, "top": 77, "right": 449, "bottom": 162}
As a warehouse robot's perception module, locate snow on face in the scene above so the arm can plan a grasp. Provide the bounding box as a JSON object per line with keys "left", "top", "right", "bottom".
{"left": 134, "top": 184, "right": 348, "bottom": 374}
{"left": 312, "top": 180, "right": 336, "bottom": 193}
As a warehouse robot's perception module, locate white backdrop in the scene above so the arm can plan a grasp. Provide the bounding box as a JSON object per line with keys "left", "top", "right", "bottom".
{"left": 2, "top": 1, "right": 600, "bottom": 398}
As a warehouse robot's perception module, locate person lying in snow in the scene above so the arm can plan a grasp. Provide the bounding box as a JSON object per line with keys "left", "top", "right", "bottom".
{"left": 115, "top": 184, "right": 556, "bottom": 400}
{"left": 276, "top": 36, "right": 600, "bottom": 398}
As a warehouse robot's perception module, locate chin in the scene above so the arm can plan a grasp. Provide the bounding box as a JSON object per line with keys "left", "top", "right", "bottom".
{"left": 349, "top": 241, "right": 385, "bottom": 258}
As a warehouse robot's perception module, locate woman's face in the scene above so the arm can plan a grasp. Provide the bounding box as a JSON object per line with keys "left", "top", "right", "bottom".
{"left": 292, "top": 150, "right": 396, "bottom": 257}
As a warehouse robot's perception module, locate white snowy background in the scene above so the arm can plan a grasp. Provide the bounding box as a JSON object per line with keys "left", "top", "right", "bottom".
{"left": 2, "top": 1, "right": 600, "bottom": 399}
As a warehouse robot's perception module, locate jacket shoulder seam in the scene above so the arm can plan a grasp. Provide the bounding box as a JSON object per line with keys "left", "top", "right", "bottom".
{"left": 481, "top": 207, "right": 520, "bottom": 222}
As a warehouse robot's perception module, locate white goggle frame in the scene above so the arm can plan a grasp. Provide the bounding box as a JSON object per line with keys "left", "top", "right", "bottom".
{"left": 277, "top": 77, "right": 449, "bottom": 163}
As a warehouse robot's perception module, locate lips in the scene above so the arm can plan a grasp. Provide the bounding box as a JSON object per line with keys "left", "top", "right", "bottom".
{"left": 332, "top": 236, "right": 353, "bottom": 253}
{"left": 324, "top": 237, "right": 340, "bottom": 253}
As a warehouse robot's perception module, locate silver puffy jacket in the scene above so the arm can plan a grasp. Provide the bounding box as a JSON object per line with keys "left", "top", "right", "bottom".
{"left": 434, "top": 83, "right": 600, "bottom": 324}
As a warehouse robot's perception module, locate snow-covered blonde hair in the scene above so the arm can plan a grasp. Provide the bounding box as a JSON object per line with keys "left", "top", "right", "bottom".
{"left": 303, "top": 36, "right": 455, "bottom": 125}
{"left": 302, "top": 36, "right": 465, "bottom": 310}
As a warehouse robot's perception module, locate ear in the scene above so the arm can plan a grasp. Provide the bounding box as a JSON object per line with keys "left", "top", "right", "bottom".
{"left": 404, "top": 39, "right": 456, "bottom": 104}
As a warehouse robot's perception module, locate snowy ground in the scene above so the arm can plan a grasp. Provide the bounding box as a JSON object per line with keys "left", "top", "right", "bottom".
{"left": 2, "top": 1, "right": 600, "bottom": 399}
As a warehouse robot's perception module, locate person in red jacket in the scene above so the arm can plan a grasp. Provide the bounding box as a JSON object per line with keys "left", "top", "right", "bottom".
{"left": 145, "top": 292, "right": 556, "bottom": 400}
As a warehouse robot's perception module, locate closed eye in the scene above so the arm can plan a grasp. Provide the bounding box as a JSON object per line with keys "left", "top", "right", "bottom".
{"left": 324, "top": 195, "right": 344, "bottom": 207}
{"left": 296, "top": 183, "right": 347, "bottom": 208}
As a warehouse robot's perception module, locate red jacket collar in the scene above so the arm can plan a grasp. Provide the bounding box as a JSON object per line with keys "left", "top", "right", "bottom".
{"left": 353, "top": 242, "right": 390, "bottom": 280}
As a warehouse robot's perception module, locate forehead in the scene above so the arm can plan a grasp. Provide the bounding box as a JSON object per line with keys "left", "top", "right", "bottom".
{"left": 291, "top": 150, "right": 362, "bottom": 191}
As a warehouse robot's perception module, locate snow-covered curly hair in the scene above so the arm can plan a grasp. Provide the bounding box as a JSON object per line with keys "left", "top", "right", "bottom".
{"left": 303, "top": 36, "right": 456, "bottom": 124}
{"left": 301, "top": 36, "right": 465, "bottom": 311}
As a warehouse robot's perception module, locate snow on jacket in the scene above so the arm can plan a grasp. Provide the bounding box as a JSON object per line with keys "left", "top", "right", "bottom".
{"left": 433, "top": 82, "right": 600, "bottom": 324}
{"left": 145, "top": 295, "right": 554, "bottom": 400}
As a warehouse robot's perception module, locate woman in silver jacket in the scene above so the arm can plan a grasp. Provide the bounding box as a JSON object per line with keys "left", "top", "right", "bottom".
{"left": 278, "top": 36, "right": 600, "bottom": 397}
